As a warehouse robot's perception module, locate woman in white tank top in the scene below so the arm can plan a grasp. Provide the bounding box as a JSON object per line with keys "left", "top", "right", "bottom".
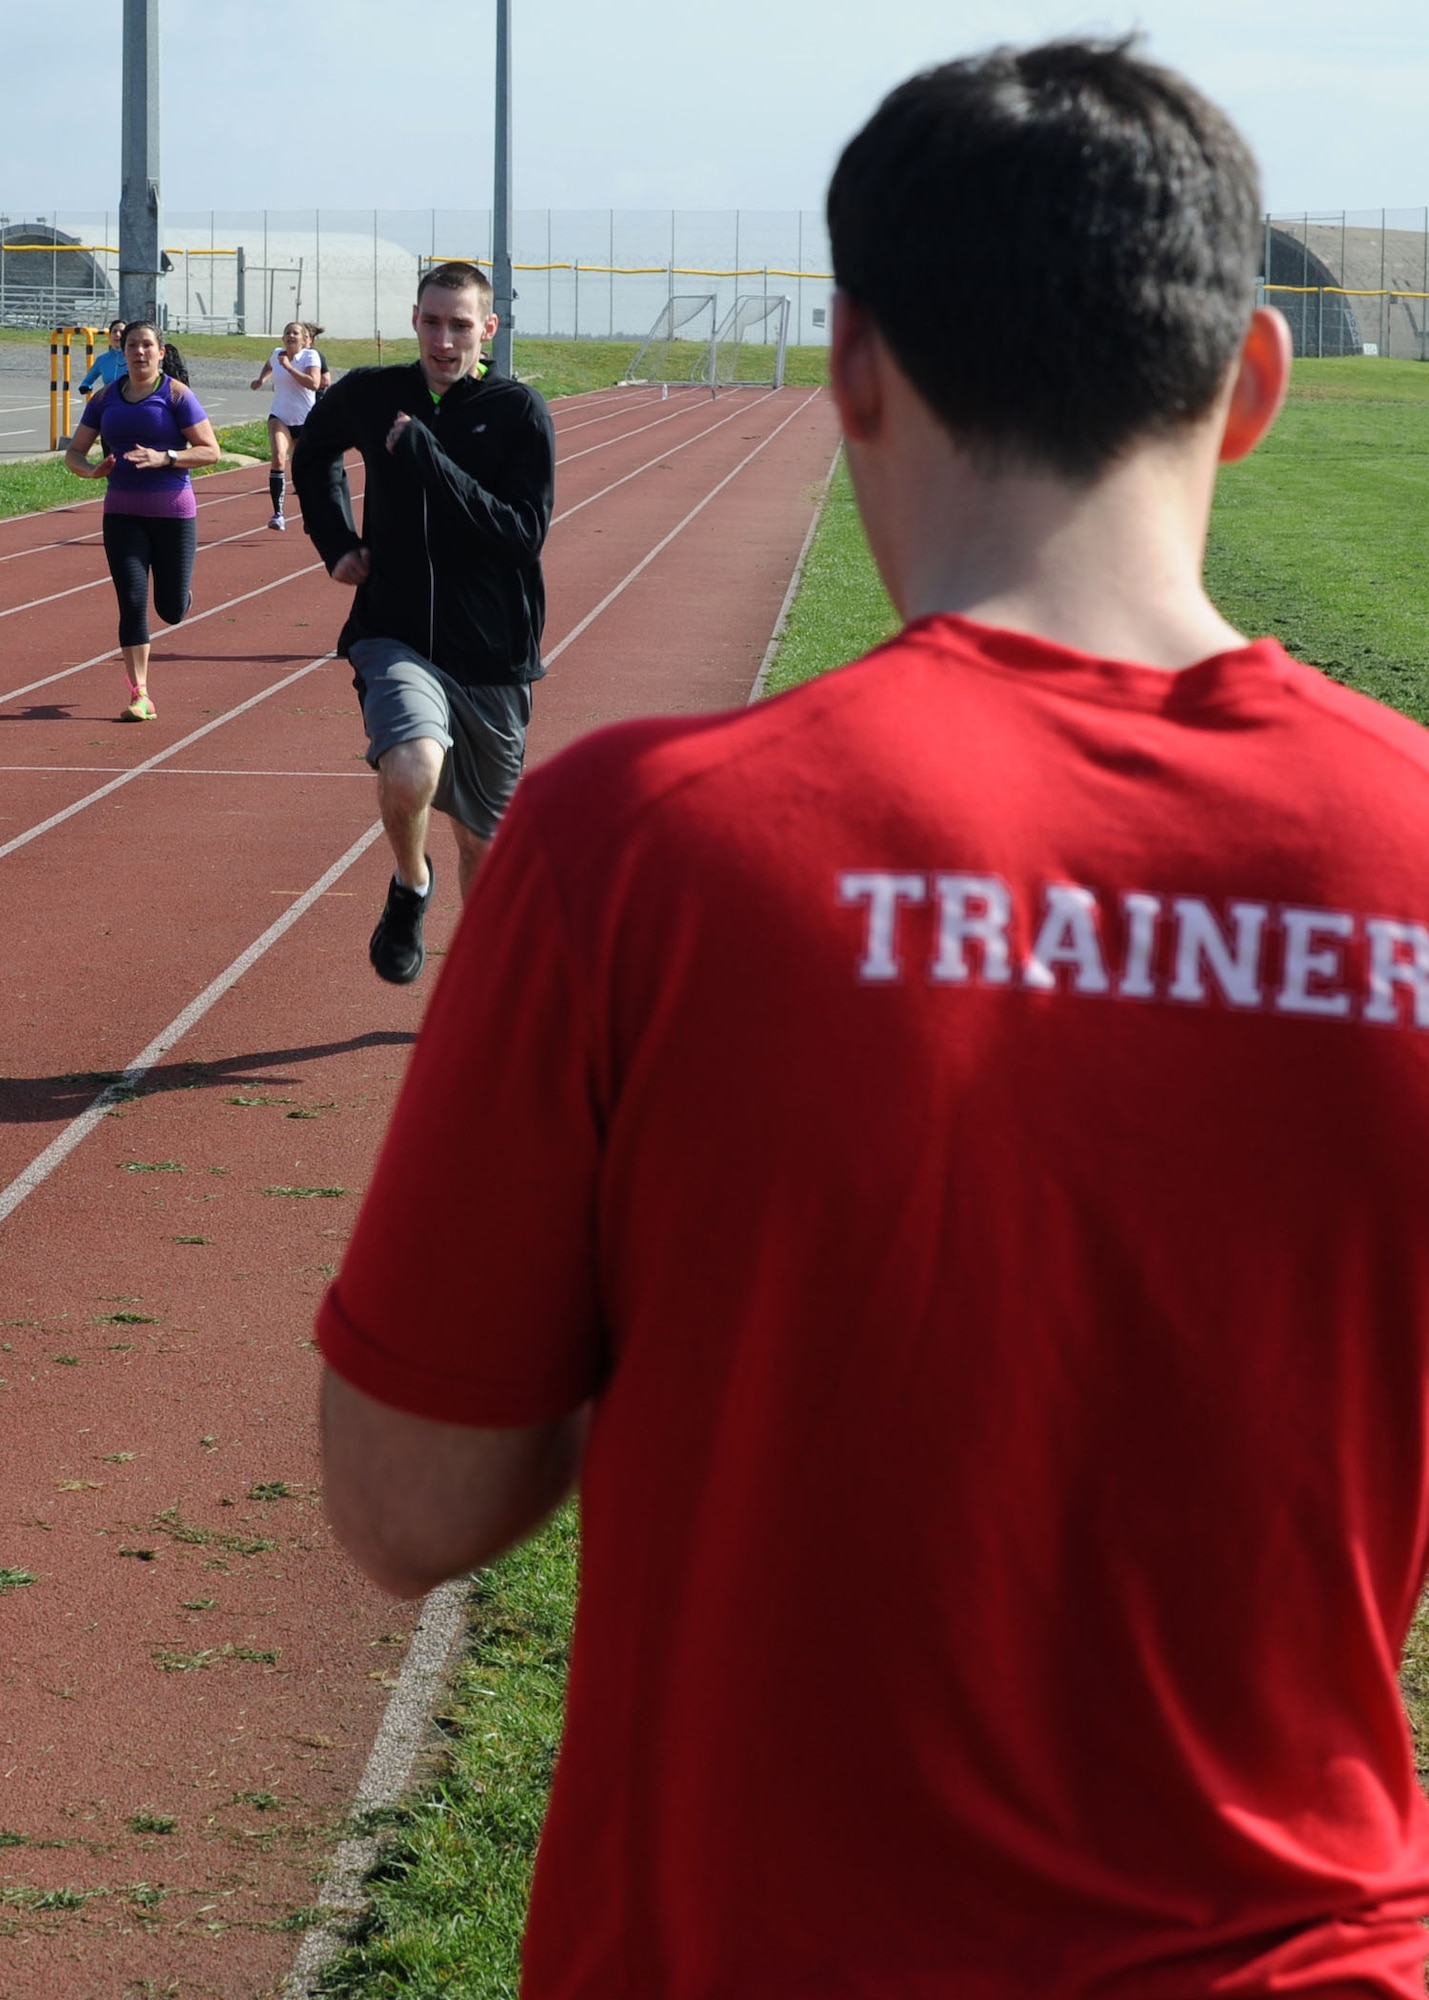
{"left": 250, "top": 319, "right": 323, "bottom": 530}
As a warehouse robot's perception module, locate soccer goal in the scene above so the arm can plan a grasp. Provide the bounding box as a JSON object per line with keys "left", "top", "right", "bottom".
{"left": 711, "top": 294, "right": 791, "bottom": 389}
{"left": 620, "top": 294, "right": 718, "bottom": 387}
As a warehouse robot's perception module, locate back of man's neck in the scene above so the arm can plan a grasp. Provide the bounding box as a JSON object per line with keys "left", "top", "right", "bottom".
{"left": 891, "top": 443, "right": 1245, "bottom": 672}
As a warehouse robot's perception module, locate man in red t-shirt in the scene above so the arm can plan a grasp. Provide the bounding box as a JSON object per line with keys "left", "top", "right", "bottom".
{"left": 316, "top": 39, "right": 1429, "bottom": 1999}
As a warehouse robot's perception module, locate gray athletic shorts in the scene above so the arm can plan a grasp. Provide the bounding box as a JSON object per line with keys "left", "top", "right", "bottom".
{"left": 348, "top": 637, "right": 533, "bottom": 840}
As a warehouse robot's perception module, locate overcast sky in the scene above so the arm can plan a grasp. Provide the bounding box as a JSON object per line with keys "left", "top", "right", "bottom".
{"left": 4, "top": 0, "right": 1426, "bottom": 220}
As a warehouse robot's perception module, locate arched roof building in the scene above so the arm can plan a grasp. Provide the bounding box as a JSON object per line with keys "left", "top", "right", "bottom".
{"left": 0, "top": 223, "right": 114, "bottom": 329}
{"left": 1265, "top": 219, "right": 1429, "bottom": 360}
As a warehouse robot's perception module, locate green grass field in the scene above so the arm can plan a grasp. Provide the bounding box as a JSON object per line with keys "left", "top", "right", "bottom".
{"left": 766, "top": 355, "right": 1429, "bottom": 721}
{"left": 1205, "top": 357, "right": 1429, "bottom": 724}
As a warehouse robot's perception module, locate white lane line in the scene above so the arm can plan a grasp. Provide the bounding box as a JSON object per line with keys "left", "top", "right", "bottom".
{"left": 0, "top": 818, "right": 386, "bottom": 1230}
{"left": 0, "top": 535, "right": 102, "bottom": 562}
{"left": 0, "top": 576, "right": 143, "bottom": 617}
{"left": 549, "top": 384, "right": 651, "bottom": 414}
{"left": 0, "top": 765, "right": 368, "bottom": 779}
{"left": 0, "top": 481, "right": 318, "bottom": 569}
{"left": 0, "top": 562, "right": 329, "bottom": 704}
{"left": 556, "top": 391, "right": 773, "bottom": 471}
{"left": 0, "top": 529, "right": 104, "bottom": 561}
{"left": 552, "top": 392, "right": 664, "bottom": 436}
{"left": 0, "top": 466, "right": 360, "bottom": 573}
{"left": 0, "top": 510, "right": 106, "bottom": 551}
{"left": 552, "top": 389, "right": 779, "bottom": 526}
{"left": 281, "top": 1581, "right": 469, "bottom": 1999}
{"left": 0, "top": 653, "right": 337, "bottom": 861}
{"left": 0, "top": 462, "right": 292, "bottom": 546}
{"left": 545, "top": 388, "right": 822, "bottom": 666}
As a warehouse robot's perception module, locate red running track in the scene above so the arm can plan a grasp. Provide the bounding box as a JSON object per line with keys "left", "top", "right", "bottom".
{"left": 0, "top": 383, "right": 839, "bottom": 1996}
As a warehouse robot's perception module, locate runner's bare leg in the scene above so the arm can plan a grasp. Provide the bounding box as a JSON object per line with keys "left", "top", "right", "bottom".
{"left": 450, "top": 820, "right": 492, "bottom": 901}
{"left": 375, "top": 739, "right": 441, "bottom": 892}
{"left": 120, "top": 641, "right": 151, "bottom": 701}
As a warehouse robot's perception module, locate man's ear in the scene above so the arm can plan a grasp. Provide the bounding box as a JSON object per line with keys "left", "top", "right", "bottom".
{"left": 484, "top": 313, "right": 500, "bottom": 342}
{"left": 1219, "top": 307, "right": 1292, "bottom": 464}
{"left": 831, "top": 289, "right": 883, "bottom": 443}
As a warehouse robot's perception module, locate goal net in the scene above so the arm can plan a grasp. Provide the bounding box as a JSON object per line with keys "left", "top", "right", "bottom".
{"left": 620, "top": 294, "right": 717, "bottom": 386}
{"left": 711, "top": 294, "right": 791, "bottom": 388}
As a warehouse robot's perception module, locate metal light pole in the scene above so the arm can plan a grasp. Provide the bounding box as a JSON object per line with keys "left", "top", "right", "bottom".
{"left": 119, "top": 0, "right": 164, "bottom": 326}
{"left": 491, "top": 0, "right": 514, "bottom": 377}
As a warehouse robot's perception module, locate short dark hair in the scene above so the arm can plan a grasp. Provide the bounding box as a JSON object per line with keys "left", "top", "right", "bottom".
{"left": 826, "top": 39, "right": 1263, "bottom": 478}
{"left": 417, "top": 261, "right": 494, "bottom": 312}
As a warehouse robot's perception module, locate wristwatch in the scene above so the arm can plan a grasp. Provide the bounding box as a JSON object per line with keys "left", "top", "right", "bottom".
{"left": 165, "top": 448, "right": 178, "bottom": 466}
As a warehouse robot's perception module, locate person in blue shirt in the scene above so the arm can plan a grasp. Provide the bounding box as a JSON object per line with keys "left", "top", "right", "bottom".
{"left": 78, "top": 320, "right": 128, "bottom": 397}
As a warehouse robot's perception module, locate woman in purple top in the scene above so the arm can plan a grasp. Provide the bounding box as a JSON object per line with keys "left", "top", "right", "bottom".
{"left": 65, "top": 321, "right": 220, "bottom": 722}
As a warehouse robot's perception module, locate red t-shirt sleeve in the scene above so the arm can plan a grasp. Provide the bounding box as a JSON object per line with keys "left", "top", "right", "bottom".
{"left": 315, "top": 787, "right": 607, "bottom": 1425}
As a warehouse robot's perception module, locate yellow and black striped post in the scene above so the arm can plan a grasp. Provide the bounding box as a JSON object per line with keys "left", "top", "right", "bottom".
{"left": 60, "top": 329, "right": 73, "bottom": 446}
{"left": 49, "top": 328, "right": 98, "bottom": 449}
{"left": 49, "top": 328, "right": 61, "bottom": 451}
{"left": 74, "top": 327, "right": 96, "bottom": 433}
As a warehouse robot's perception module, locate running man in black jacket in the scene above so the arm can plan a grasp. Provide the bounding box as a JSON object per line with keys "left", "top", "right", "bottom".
{"left": 293, "top": 262, "right": 556, "bottom": 984}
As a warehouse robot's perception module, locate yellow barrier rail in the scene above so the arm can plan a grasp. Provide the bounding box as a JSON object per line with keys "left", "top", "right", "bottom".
{"left": 0, "top": 244, "right": 238, "bottom": 257}
{"left": 1264, "top": 282, "right": 1429, "bottom": 299}
{"left": 430, "top": 255, "right": 834, "bottom": 280}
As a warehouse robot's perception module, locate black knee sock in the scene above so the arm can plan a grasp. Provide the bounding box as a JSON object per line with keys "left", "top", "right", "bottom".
{"left": 269, "top": 469, "right": 285, "bottom": 514}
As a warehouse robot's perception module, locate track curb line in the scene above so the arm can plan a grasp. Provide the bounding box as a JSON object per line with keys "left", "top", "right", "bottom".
{"left": 281, "top": 1578, "right": 470, "bottom": 1996}
{"left": 748, "top": 432, "right": 843, "bottom": 704}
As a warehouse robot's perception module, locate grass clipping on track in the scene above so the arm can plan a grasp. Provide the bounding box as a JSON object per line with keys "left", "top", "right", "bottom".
{"left": 312, "top": 355, "right": 1429, "bottom": 1993}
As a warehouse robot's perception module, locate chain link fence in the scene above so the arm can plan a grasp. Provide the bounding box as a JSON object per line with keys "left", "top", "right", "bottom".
{"left": 1263, "top": 210, "right": 1429, "bottom": 359}
{"left": 15, "top": 203, "right": 1429, "bottom": 363}
{"left": 0, "top": 208, "right": 835, "bottom": 348}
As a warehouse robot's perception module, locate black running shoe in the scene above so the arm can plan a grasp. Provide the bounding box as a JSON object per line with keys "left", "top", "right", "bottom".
{"left": 369, "top": 859, "right": 433, "bottom": 984}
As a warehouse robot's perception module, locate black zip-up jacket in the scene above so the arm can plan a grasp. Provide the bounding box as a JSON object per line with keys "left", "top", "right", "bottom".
{"left": 291, "top": 361, "right": 555, "bottom": 687}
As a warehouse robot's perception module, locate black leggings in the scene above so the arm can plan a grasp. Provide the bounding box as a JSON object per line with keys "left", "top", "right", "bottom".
{"left": 102, "top": 513, "right": 197, "bottom": 649}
